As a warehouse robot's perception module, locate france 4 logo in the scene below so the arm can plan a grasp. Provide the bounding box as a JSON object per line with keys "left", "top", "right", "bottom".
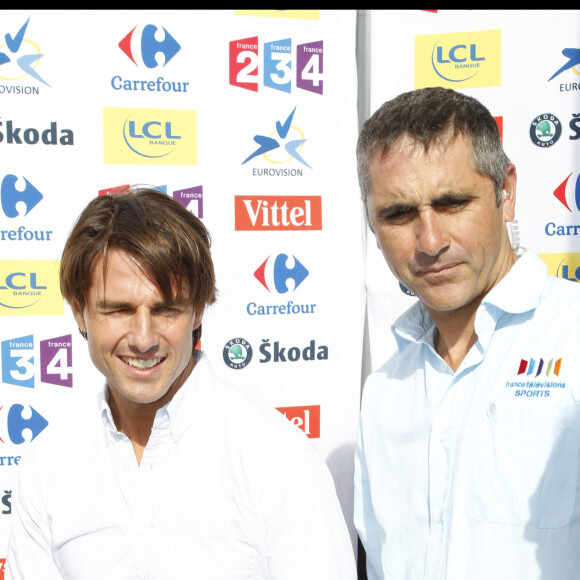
{"left": 1, "top": 334, "right": 73, "bottom": 389}
{"left": 229, "top": 36, "right": 323, "bottom": 94}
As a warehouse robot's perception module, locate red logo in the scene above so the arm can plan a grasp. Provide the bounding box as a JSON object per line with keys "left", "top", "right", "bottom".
{"left": 276, "top": 404, "right": 320, "bottom": 438}
{"left": 235, "top": 196, "right": 322, "bottom": 230}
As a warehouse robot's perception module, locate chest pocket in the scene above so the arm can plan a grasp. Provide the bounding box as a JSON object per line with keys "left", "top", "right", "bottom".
{"left": 466, "top": 404, "right": 580, "bottom": 528}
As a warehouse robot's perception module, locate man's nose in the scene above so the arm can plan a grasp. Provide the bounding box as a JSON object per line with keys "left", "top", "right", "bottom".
{"left": 129, "top": 310, "right": 158, "bottom": 352}
{"left": 416, "top": 211, "right": 450, "bottom": 257}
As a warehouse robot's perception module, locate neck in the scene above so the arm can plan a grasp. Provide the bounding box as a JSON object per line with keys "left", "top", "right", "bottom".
{"left": 108, "top": 355, "right": 196, "bottom": 464}
{"left": 432, "top": 311, "right": 478, "bottom": 372}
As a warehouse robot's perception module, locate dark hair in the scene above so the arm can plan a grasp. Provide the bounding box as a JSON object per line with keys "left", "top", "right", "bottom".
{"left": 357, "top": 87, "right": 510, "bottom": 206}
{"left": 60, "top": 187, "right": 216, "bottom": 347}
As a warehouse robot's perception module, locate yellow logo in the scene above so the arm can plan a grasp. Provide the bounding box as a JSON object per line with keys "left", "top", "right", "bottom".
{"left": 0, "top": 260, "right": 63, "bottom": 315}
{"left": 538, "top": 252, "right": 580, "bottom": 282}
{"left": 103, "top": 107, "right": 197, "bottom": 166}
{"left": 235, "top": 10, "right": 319, "bottom": 20}
{"left": 415, "top": 29, "right": 501, "bottom": 89}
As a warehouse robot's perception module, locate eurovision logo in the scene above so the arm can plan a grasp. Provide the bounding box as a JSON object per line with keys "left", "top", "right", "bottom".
{"left": 548, "top": 45, "right": 580, "bottom": 92}
{"left": 242, "top": 106, "right": 311, "bottom": 173}
{"left": 0, "top": 17, "right": 50, "bottom": 92}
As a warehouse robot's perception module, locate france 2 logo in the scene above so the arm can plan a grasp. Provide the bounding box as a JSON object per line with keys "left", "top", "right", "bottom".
{"left": 229, "top": 36, "right": 323, "bottom": 94}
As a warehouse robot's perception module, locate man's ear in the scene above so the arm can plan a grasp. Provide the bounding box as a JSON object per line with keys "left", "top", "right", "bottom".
{"left": 501, "top": 163, "right": 517, "bottom": 222}
{"left": 72, "top": 302, "right": 87, "bottom": 335}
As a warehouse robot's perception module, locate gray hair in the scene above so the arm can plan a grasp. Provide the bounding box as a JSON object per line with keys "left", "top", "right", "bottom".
{"left": 357, "top": 87, "right": 511, "bottom": 206}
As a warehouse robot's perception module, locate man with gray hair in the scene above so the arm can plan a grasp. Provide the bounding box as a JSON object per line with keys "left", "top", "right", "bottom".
{"left": 354, "top": 87, "right": 580, "bottom": 579}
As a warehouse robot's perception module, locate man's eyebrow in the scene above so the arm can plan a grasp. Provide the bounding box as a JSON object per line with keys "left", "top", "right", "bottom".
{"left": 375, "top": 201, "right": 417, "bottom": 217}
{"left": 431, "top": 191, "right": 476, "bottom": 204}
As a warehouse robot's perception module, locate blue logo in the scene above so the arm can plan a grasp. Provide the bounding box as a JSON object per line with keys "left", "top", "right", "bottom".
{"left": 119, "top": 24, "right": 181, "bottom": 69}
{"left": 0, "top": 17, "right": 50, "bottom": 87}
{"left": 6, "top": 404, "right": 48, "bottom": 444}
{"left": 242, "top": 107, "right": 311, "bottom": 169}
{"left": 254, "top": 254, "right": 309, "bottom": 294}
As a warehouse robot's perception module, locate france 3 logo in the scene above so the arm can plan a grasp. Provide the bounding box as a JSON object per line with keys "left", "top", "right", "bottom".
{"left": 1, "top": 334, "right": 73, "bottom": 389}
{"left": 229, "top": 36, "right": 323, "bottom": 94}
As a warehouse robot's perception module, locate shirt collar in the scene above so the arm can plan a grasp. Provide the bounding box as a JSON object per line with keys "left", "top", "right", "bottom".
{"left": 97, "top": 349, "right": 215, "bottom": 442}
{"left": 392, "top": 249, "right": 546, "bottom": 351}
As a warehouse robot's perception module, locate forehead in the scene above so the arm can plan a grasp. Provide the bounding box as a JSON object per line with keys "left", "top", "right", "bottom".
{"left": 88, "top": 250, "right": 157, "bottom": 296}
{"left": 368, "top": 134, "right": 481, "bottom": 195}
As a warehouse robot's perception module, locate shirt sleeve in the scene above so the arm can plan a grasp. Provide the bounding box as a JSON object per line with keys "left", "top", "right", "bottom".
{"left": 6, "top": 451, "right": 64, "bottom": 580}
{"left": 354, "top": 416, "right": 383, "bottom": 580}
{"left": 262, "top": 440, "right": 357, "bottom": 580}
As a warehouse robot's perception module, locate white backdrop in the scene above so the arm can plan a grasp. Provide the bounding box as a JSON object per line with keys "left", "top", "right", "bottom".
{"left": 2, "top": 9, "right": 580, "bottom": 574}
{"left": 0, "top": 10, "right": 365, "bottom": 565}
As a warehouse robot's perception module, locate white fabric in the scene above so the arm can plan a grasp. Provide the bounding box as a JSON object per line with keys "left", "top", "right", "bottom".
{"left": 8, "top": 351, "right": 356, "bottom": 579}
{"left": 354, "top": 250, "right": 580, "bottom": 580}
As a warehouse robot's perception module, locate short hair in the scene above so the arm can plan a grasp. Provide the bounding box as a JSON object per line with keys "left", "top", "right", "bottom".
{"left": 60, "top": 187, "right": 216, "bottom": 346}
{"left": 357, "top": 87, "right": 511, "bottom": 206}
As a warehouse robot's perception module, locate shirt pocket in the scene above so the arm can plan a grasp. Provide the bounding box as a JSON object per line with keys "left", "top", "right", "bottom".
{"left": 466, "top": 404, "right": 580, "bottom": 528}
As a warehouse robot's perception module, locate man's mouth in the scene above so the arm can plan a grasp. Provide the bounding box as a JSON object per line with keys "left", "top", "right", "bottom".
{"left": 120, "top": 356, "right": 164, "bottom": 370}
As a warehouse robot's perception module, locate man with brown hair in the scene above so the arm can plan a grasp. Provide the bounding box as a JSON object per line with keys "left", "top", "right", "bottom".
{"left": 8, "top": 187, "right": 356, "bottom": 579}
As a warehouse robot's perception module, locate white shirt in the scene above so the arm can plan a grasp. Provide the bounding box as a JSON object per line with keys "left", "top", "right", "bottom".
{"left": 8, "top": 351, "right": 356, "bottom": 579}
{"left": 354, "top": 250, "right": 580, "bottom": 580}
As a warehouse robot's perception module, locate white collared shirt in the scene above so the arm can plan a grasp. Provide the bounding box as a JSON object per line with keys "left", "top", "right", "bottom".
{"left": 8, "top": 352, "right": 356, "bottom": 579}
{"left": 355, "top": 250, "right": 580, "bottom": 580}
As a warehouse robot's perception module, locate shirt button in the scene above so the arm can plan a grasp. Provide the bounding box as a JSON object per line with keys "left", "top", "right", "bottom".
{"left": 486, "top": 402, "right": 496, "bottom": 418}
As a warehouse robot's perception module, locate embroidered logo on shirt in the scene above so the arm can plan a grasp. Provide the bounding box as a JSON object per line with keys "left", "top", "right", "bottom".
{"left": 505, "top": 357, "right": 565, "bottom": 397}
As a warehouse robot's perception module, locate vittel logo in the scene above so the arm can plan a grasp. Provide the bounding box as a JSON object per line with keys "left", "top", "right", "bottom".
{"left": 234, "top": 196, "right": 322, "bottom": 231}
{"left": 276, "top": 404, "right": 320, "bottom": 438}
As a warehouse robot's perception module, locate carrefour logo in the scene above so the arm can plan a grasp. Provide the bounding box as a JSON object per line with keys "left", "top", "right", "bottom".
{"left": 254, "top": 254, "right": 308, "bottom": 293}
{"left": 0, "top": 260, "right": 63, "bottom": 315}
{"left": 0, "top": 17, "right": 50, "bottom": 93}
{"left": 119, "top": 24, "right": 181, "bottom": 68}
{"left": 103, "top": 107, "right": 197, "bottom": 165}
{"left": 242, "top": 106, "right": 311, "bottom": 175}
{"left": 0, "top": 403, "right": 48, "bottom": 444}
{"left": 544, "top": 173, "right": 580, "bottom": 238}
{"left": 112, "top": 24, "right": 190, "bottom": 95}
{"left": 553, "top": 172, "right": 580, "bottom": 212}
{"left": 249, "top": 253, "right": 315, "bottom": 316}
{"left": 414, "top": 29, "right": 501, "bottom": 89}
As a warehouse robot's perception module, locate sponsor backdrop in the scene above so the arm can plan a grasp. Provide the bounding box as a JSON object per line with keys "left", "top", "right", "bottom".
{"left": 2, "top": 8, "right": 579, "bottom": 571}
{"left": 0, "top": 9, "right": 365, "bottom": 565}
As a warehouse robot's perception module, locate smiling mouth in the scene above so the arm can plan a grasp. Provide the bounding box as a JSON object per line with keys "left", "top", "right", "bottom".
{"left": 120, "top": 356, "right": 164, "bottom": 370}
